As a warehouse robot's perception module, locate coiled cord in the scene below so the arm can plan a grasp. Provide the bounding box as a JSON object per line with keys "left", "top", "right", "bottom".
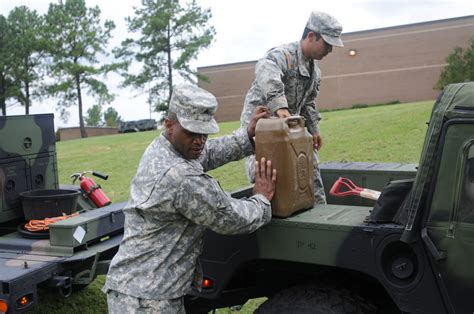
{"left": 24, "top": 213, "right": 79, "bottom": 232}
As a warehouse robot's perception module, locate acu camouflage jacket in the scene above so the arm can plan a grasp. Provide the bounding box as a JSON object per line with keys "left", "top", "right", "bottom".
{"left": 103, "top": 127, "right": 271, "bottom": 300}
{"left": 240, "top": 41, "right": 322, "bottom": 135}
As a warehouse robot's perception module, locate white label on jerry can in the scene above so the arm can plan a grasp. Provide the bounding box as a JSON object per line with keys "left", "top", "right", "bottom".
{"left": 73, "top": 226, "right": 86, "bottom": 243}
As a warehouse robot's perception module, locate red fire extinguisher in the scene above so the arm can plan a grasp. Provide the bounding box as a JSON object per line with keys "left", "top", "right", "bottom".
{"left": 71, "top": 171, "right": 111, "bottom": 208}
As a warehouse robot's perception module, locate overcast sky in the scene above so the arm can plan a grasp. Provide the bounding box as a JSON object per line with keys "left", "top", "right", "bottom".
{"left": 1, "top": 0, "right": 473, "bottom": 128}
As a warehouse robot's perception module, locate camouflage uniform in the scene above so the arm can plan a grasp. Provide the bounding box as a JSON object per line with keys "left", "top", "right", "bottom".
{"left": 240, "top": 11, "right": 343, "bottom": 205}
{"left": 107, "top": 290, "right": 185, "bottom": 314}
{"left": 103, "top": 85, "right": 272, "bottom": 313}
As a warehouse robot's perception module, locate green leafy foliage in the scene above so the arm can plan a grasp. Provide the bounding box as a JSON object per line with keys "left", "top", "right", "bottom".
{"left": 84, "top": 104, "right": 103, "bottom": 126}
{"left": 114, "top": 0, "right": 215, "bottom": 115}
{"left": 7, "top": 6, "right": 48, "bottom": 114}
{"left": 435, "top": 37, "right": 474, "bottom": 90}
{"left": 0, "top": 15, "right": 21, "bottom": 115}
{"left": 44, "top": 0, "right": 124, "bottom": 137}
{"left": 103, "top": 106, "right": 121, "bottom": 127}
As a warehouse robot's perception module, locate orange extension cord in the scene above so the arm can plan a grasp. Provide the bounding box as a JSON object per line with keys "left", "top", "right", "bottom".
{"left": 24, "top": 213, "right": 79, "bottom": 232}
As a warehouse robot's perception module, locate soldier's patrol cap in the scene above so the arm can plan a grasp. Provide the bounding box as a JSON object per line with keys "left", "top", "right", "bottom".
{"left": 306, "top": 11, "right": 344, "bottom": 47}
{"left": 168, "top": 84, "right": 219, "bottom": 134}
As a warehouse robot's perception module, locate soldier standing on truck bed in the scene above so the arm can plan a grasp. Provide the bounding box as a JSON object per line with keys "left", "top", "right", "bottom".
{"left": 102, "top": 85, "right": 277, "bottom": 313}
{"left": 240, "top": 11, "right": 344, "bottom": 205}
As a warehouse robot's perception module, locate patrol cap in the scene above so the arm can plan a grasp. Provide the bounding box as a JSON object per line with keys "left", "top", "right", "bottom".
{"left": 306, "top": 11, "right": 344, "bottom": 47}
{"left": 168, "top": 84, "right": 219, "bottom": 134}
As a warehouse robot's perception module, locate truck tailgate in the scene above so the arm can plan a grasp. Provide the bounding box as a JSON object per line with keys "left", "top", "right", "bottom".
{"left": 257, "top": 205, "right": 403, "bottom": 264}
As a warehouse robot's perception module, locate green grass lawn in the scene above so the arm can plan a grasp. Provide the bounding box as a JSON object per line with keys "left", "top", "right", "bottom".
{"left": 29, "top": 100, "right": 433, "bottom": 313}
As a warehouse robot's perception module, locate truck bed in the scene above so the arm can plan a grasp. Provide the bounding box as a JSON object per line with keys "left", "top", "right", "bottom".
{"left": 257, "top": 204, "right": 404, "bottom": 263}
{"left": 272, "top": 204, "right": 373, "bottom": 228}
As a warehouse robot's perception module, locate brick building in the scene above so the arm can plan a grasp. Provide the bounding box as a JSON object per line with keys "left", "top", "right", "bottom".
{"left": 198, "top": 16, "right": 474, "bottom": 122}
{"left": 57, "top": 127, "right": 118, "bottom": 141}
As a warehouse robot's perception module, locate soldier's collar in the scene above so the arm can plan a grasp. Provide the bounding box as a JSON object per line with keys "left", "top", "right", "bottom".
{"left": 159, "top": 133, "right": 179, "bottom": 156}
{"left": 297, "top": 41, "right": 312, "bottom": 77}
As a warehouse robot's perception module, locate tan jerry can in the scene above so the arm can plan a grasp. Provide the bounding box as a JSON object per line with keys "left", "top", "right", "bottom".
{"left": 255, "top": 116, "right": 314, "bottom": 217}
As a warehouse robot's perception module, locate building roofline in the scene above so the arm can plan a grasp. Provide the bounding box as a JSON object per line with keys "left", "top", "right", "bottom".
{"left": 197, "top": 15, "right": 473, "bottom": 70}
{"left": 198, "top": 59, "right": 257, "bottom": 71}
{"left": 343, "top": 15, "right": 473, "bottom": 37}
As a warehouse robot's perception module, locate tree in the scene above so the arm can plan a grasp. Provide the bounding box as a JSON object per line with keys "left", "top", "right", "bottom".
{"left": 435, "top": 37, "right": 474, "bottom": 90}
{"left": 7, "top": 6, "right": 48, "bottom": 114}
{"left": 45, "top": 0, "right": 122, "bottom": 138}
{"left": 115, "top": 0, "right": 215, "bottom": 116}
{"left": 84, "top": 104, "right": 102, "bottom": 126}
{"left": 103, "top": 107, "right": 121, "bottom": 127}
{"left": 0, "top": 15, "right": 21, "bottom": 115}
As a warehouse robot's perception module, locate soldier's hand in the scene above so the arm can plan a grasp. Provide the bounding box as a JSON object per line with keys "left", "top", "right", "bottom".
{"left": 276, "top": 108, "right": 290, "bottom": 118}
{"left": 247, "top": 106, "right": 270, "bottom": 139}
{"left": 253, "top": 157, "right": 277, "bottom": 201}
{"left": 313, "top": 134, "right": 323, "bottom": 151}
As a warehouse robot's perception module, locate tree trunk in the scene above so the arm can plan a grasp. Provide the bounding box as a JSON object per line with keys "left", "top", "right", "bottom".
{"left": 0, "top": 73, "right": 6, "bottom": 116}
{"left": 167, "top": 21, "right": 173, "bottom": 105}
{"left": 25, "top": 81, "right": 30, "bottom": 115}
{"left": 24, "top": 57, "right": 30, "bottom": 115}
{"left": 76, "top": 74, "right": 87, "bottom": 138}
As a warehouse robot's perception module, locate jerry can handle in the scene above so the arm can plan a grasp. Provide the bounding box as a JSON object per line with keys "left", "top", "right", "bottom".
{"left": 286, "top": 116, "right": 304, "bottom": 130}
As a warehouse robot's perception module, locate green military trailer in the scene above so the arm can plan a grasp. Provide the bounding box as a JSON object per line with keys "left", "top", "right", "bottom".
{"left": 185, "top": 82, "right": 474, "bottom": 313}
{"left": 0, "top": 114, "right": 126, "bottom": 313}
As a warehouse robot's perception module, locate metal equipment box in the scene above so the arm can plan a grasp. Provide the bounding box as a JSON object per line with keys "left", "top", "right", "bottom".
{"left": 49, "top": 202, "right": 125, "bottom": 247}
{"left": 0, "top": 114, "right": 58, "bottom": 223}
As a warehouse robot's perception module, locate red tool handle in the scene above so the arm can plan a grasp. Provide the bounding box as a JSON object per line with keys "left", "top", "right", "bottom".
{"left": 329, "top": 177, "right": 381, "bottom": 200}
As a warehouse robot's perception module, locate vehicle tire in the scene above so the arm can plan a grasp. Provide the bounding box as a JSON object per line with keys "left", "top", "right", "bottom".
{"left": 255, "top": 284, "right": 378, "bottom": 314}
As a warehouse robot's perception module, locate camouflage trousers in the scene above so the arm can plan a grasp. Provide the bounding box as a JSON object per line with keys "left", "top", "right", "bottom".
{"left": 106, "top": 290, "right": 186, "bottom": 314}
{"left": 245, "top": 149, "right": 327, "bottom": 205}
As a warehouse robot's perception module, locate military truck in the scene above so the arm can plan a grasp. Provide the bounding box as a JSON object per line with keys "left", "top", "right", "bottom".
{"left": 184, "top": 82, "right": 474, "bottom": 313}
{"left": 0, "top": 114, "right": 125, "bottom": 313}
{"left": 118, "top": 119, "right": 156, "bottom": 133}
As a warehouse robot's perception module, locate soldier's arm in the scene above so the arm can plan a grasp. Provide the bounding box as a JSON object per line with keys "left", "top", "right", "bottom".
{"left": 301, "top": 100, "right": 323, "bottom": 150}
{"left": 173, "top": 174, "right": 272, "bottom": 234}
{"left": 254, "top": 49, "right": 290, "bottom": 114}
{"left": 301, "top": 98, "right": 321, "bottom": 135}
{"left": 200, "top": 107, "right": 269, "bottom": 171}
{"left": 199, "top": 127, "right": 254, "bottom": 171}
{"left": 301, "top": 76, "right": 322, "bottom": 135}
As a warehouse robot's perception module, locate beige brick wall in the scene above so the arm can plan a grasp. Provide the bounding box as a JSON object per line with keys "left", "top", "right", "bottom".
{"left": 58, "top": 127, "right": 118, "bottom": 141}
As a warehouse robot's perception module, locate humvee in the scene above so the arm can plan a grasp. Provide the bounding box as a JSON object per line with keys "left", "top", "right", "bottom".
{"left": 185, "top": 82, "right": 474, "bottom": 313}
